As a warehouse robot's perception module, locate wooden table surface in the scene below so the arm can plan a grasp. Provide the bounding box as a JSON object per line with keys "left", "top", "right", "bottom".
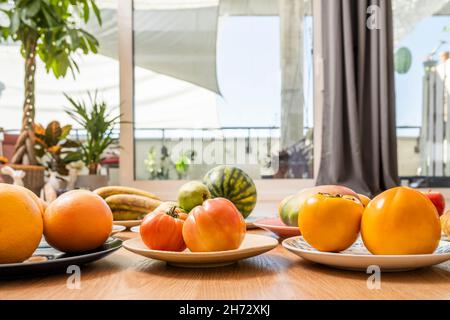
{"left": 1, "top": 229, "right": 450, "bottom": 300}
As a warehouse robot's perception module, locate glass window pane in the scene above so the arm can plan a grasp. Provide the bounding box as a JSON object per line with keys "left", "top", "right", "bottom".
{"left": 394, "top": 1, "right": 450, "bottom": 186}
{"left": 133, "top": 0, "right": 314, "bottom": 181}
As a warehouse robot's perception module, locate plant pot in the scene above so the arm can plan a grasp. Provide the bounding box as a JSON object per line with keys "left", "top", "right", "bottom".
{"left": 0, "top": 164, "right": 45, "bottom": 195}
{"left": 75, "top": 175, "right": 109, "bottom": 191}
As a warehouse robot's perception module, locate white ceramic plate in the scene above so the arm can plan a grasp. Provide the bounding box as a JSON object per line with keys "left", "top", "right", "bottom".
{"left": 113, "top": 220, "right": 142, "bottom": 229}
{"left": 111, "top": 225, "right": 127, "bottom": 235}
{"left": 282, "top": 236, "right": 450, "bottom": 272}
{"left": 123, "top": 234, "right": 278, "bottom": 268}
{"left": 130, "top": 226, "right": 140, "bottom": 233}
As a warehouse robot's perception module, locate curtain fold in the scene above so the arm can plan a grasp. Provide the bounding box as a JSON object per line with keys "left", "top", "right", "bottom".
{"left": 316, "top": 0, "right": 399, "bottom": 196}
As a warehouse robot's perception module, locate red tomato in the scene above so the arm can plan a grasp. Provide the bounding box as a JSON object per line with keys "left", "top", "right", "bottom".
{"left": 422, "top": 190, "right": 445, "bottom": 216}
{"left": 140, "top": 206, "right": 187, "bottom": 252}
{"left": 182, "top": 198, "right": 246, "bottom": 252}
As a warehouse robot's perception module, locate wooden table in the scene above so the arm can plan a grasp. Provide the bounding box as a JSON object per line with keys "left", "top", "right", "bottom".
{"left": 1, "top": 230, "right": 450, "bottom": 300}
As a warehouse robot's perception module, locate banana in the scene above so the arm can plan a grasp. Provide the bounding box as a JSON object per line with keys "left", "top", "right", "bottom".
{"left": 106, "top": 194, "right": 161, "bottom": 214}
{"left": 112, "top": 210, "right": 145, "bottom": 221}
{"left": 94, "top": 186, "right": 161, "bottom": 201}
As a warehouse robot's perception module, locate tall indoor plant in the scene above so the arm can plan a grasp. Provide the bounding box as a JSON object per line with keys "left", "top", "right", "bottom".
{"left": 0, "top": 0, "right": 101, "bottom": 165}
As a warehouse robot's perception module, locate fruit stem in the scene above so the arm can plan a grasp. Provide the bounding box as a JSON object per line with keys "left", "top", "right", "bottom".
{"left": 318, "top": 192, "right": 360, "bottom": 204}
{"left": 318, "top": 192, "right": 343, "bottom": 198}
{"left": 166, "top": 206, "right": 179, "bottom": 219}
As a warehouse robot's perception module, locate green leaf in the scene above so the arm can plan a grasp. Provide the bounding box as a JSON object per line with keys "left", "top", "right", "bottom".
{"left": 25, "top": 1, "right": 41, "bottom": 18}
{"left": 10, "top": 9, "right": 20, "bottom": 34}
{"left": 40, "top": 5, "right": 57, "bottom": 28}
{"left": 61, "top": 140, "right": 80, "bottom": 148}
{"left": 82, "top": 0, "right": 89, "bottom": 23}
{"left": 45, "top": 120, "right": 62, "bottom": 146}
{"left": 69, "top": 29, "right": 80, "bottom": 49}
{"left": 63, "top": 151, "right": 82, "bottom": 163}
{"left": 67, "top": 58, "right": 80, "bottom": 78}
{"left": 90, "top": 0, "right": 102, "bottom": 25}
{"left": 80, "top": 30, "right": 98, "bottom": 54}
{"left": 51, "top": 52, "right": 69, "bottom": 78}
{"left": 60, "top": 124, "right": 72, "bottom": 140}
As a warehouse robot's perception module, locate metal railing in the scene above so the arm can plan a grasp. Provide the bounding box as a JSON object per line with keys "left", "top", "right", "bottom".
{"left": 4, "top": 126, "right": 313, "bottom": 140}
{"left": 4, "top": 125, "right": 419, "bottom": 137}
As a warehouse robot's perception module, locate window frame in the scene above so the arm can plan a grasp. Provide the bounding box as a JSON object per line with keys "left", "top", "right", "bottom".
{"left": 118, "top": 0, "right": 324, "bottom": 201}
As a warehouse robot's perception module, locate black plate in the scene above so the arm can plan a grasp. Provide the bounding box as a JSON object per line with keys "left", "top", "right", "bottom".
{"left": 0, "top": 238, "right": 122, "bottom": 278}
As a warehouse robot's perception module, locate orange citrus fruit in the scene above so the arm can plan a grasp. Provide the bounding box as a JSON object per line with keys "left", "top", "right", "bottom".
{"left": 361, "top": 187, "right": 441, "bottom": 255}
{"left": 0, "top": 183, "right": 43, "bottom": 263}
{"left": 20, "top": 185, "right": 47, "bottom": 214}
{"left": 43, "top": 190, "right": 113, "bottom": 253}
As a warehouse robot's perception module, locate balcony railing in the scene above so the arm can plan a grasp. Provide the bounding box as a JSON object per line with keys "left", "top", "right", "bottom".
{"left": 4, "top": 125, "right": 418, "bottom": 138}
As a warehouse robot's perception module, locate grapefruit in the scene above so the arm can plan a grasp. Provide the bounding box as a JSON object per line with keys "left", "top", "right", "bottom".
{"left": 43, "top": 190, "right": 113, "bottom": 253}
{"left": 0, "top": 184, "right": 43, "bottom": 263}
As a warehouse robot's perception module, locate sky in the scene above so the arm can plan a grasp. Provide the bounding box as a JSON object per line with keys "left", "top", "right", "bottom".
{"left": 215, "top": 16, "right": 314, "bottom": 130}
{"left": 395, "top": 16, "right": 450, "bottom": 136}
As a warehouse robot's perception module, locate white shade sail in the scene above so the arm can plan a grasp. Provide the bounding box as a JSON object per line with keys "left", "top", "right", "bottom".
{"left": 393, "top": 0, "right": 449, "bottom": 44}
{"left": 88, "top": 0, "right": 221, "bottom": 94}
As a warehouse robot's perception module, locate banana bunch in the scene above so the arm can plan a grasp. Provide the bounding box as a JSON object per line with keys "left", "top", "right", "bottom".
{"left": 94, "top": 186, "right": 162, "bottom": 221}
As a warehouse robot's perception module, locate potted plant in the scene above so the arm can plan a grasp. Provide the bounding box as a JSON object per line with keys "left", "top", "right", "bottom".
{"left": 65, "top": 91, "right": 120, "bottom": 190}
{"left": 175, "top": 150, "right": 196, "bottom": 179}
{"left": 144, "top": 146, "right": 171, "bottom": 180}
{"left": 34, "top": 121, "right": 81, "bottom": 177}
{"left": 0, "top": 0, "right": 101, "bottom": 193}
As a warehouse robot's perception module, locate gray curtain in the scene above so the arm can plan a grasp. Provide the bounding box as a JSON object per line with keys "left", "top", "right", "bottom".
{"left": 316, "top": 0, "right": 400, "bottom": 196}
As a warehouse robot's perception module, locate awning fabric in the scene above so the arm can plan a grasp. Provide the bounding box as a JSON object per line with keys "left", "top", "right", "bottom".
{"left": 88, "top": 0, "right": 221, "bottom": 94}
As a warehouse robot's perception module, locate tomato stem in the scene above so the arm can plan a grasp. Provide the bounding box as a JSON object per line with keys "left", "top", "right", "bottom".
{"left": 166, "top": 206, "right": 179, "bottom": 219}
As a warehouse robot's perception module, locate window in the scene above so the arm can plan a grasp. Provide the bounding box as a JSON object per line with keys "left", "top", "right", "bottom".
{"left": 0, "top": 1, "right": 119, "bottom": 133}
{"left": 394, "top": 2, "right": 450, "bottom": 187}
{"left": 132, "top": 0, "right": 314, "bottom": 182}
